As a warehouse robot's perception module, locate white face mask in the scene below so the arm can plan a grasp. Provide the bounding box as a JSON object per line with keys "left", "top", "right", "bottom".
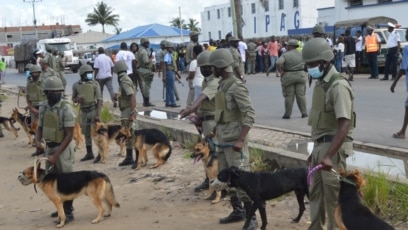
{"left": 86, "top": 73, "right": 93, "bottom": 80}
{"left": 307, "top": 66, "right": 324, "bottom": 79}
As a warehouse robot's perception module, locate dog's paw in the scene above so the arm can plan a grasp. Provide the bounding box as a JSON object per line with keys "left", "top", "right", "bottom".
{"left": 211, "top": 199, "right": 220, "bottom": 204}
{"left": 104, "top": 213, "right": 111, "bottom": 217}
{"left": 91, "top": 218, "right": 101, "bottom": 224}
{"left": 55, "top": 222, "right": 65, "bottom": 228}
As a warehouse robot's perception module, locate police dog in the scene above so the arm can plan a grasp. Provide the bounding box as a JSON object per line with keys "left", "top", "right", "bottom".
{"left": 91, "top": 121, "right": 126, "bottom": 164}
{"left": 0, "top": 116, "right": 19, "bottom": 138}
{"left": 212, "top": 166, "right": 309, "bottom": 230}
{"left": 335, "top": 169, "right": 394, "bottom": 230}
{"left": 191, "top": 139, "right": 221, "bottom": 204}
{"left": 133, "top": 128, "right": 172, "bottom": 170}
{"left": 18, "top": 159, "right": 120, "bottom": 228}
{"left": 12, "top": 108, "right": 36, "bottom": 145}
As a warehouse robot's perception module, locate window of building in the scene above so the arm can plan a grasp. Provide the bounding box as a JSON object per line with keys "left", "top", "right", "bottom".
{"left": 208, "top": 32, "right": 212, "bottom": 40}
{"left": 278, "top": 0, "right": 284, "bottom": 9}
{"left": 218, "top": 30, "right": 222, "bottom": 40}
{"left": 378, "top": 0, "right": 391, "bottom": 3}
{"left": 293, "top": 0, "right": 299, "bottom": 7}
{"left": 228, "top": 7, "right": 231, "bottom": 17}
{"left": 217, "top": 9, "right": 220, "bottom": 19}
{"left": 264, "top": 0, "right": 269, "bottom": 12}
{"left": 349, "top": 0, "right": 362, "bottom": 6}
{"left": 207, "top": 11, "right": 210, "bottom": 20}
{"left": 251, "top": 3, "right": 256, "bottom": 14}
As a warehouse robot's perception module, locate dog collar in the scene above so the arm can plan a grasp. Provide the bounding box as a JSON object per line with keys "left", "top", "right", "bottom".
{"left": 340, "top": 177, "right": 357, "bottom": 187}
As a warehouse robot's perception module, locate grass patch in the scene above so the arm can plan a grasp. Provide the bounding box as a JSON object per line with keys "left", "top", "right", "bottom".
{"left": 100, "top": 105, "right": 113, "bottom": 122}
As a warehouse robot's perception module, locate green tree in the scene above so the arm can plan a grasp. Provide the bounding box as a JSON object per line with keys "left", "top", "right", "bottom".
{"left": 169, "top": 17, "right": 187, "bottom": 29}
{"left": 114, "top": 26, "right": 122, "bottom": 35}
{"left": 85, "top": 1, "right": 119, "bottom": 33}
{"left": 186, "top": 18, "right": 201, "bottom": 32}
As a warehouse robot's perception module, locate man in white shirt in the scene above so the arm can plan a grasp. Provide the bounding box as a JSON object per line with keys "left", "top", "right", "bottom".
{"left": 116, "top": 42, "right": 135, "bottom": 79}
{"left": 238, "top": 36, "right": 248, "bottom": 74}
{"left": 355, "top": 30, "right": 363, "bottom": 73}
{"left": 381, "top": 22, "right": 401, "bottom": 81}
{"left": 93, "top": 47, "right": 116, "bottom": 106}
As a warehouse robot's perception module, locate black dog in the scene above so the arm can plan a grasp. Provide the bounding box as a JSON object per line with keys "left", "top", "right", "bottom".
{"left": 212, "top": 166, "right": 309, "bottom": 230}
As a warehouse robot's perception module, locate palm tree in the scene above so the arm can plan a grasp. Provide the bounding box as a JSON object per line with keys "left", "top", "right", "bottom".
{"left": 186, "top": 18, "right": 201, "bottom": 32}
{"left": 169, "top": 17, "right": 187, "bottom": 30}
{"left": 85, "top": 1, "right": 119, "bottom": 33}
{"left": 114, "top": 26, "right": 122, "bottom": 35}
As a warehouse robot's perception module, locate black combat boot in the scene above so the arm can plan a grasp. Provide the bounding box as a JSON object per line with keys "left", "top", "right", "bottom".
{"left": 194, "top": 177, "right": 209, "bottom": 192}
{"left": 131, "top": 149, "right": 139, "bottom": 169}
{"left": 219, "top": 196, "right": 245, "bottom": 224}
{"left": 145, "top": 97, "right": 155, "bottom": 107}
{"left": 243, "top": 201, "right": 258, "bottom": 230}
{"left": 93, "top": 154, "right": 101, "bottom": 164}
{"left": 119, "top": 148, "right": 134, "bottom": 166}
{"left": 55, "top": 200, "right": 74, "bottom": 225}
{"left": 80, "top": 145, "right": 94, "bottom": 161}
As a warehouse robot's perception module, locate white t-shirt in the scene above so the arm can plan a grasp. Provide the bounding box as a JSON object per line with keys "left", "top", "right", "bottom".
{"left": 238, "top": 41, "right": 247, "bottom": 62}
{"left": 189, "top": 60, "right": 203, "bottom": 87}
{"left": 93, "top": 53, "right": 114, "bottom": 79}
{"left": 355, "top": 36, "right": 363, "bottom": 51}
{"left": 387, "top": 30, "right": 401, "bottom": 48}
{"left": 116, "top": 50, "right": 135, "bottom": 74}
{"left": 335, "top": 43, "right": 344, "bottom": 53}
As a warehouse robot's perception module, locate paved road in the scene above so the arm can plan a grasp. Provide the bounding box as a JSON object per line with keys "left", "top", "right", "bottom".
{"left": 3, "top": 68, "right": 407, "bottom": 149}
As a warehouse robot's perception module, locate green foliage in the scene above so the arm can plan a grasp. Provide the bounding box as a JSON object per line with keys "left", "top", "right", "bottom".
{"left": 100, "top": 105, "right": 113, "bottom": 122}
{"left": 249, "top": 148, "right": 269, "bottom": 172}
{"left": 85, "top": 1, "right": 120, "bottom": 33}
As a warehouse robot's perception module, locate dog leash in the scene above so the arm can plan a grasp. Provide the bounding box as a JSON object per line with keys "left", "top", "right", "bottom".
{"left": 307, "top": 164, "right": 337, "bottom": 186}
{"left": 207, "top": 138, "right": 245, "bottom": 166}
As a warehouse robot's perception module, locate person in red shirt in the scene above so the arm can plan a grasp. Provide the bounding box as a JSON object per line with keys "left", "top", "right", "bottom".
{"left": 266, "top": 36, "right": 280, "bottom": 77}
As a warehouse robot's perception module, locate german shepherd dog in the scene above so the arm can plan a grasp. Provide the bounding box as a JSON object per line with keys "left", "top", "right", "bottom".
{"left": 335, "top": 169, "right": 395, "bottom": 230}
{"left": 0, "top": 116, "right": 19, "bottom": 138}
{"left": 133, "top": 128, "right": 172, "bottom": 170}
{"left": 12, "top": 108, "right": 37, "bottom": 146}
{"left": 91, "top": 121, "right": 126, "bottom": 164}
{"left": 18, "top": 159, "right": 120, "bottom": 228}
{"left": 12, "top": 108, "right": 84, "bottom": 149}
{"left": 212, "top": 166, "right": 309, "bottom": 230}
{"left": 191, "top": 139, "right": 221, "bottom": 204}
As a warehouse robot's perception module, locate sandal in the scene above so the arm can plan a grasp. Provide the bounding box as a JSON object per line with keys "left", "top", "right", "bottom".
{"left": 393, "top": 132, "right": 405, "bottom": 139}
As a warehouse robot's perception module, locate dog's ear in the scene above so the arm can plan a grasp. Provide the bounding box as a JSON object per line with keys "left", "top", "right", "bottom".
{"left": 230, "top": 166, "right": 242, "bottom": 177}
{"left": 196, "top": 136, "right": 202, "bottom": 144}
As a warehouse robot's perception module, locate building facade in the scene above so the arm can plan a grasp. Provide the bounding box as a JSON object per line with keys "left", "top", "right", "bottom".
{"left": 200, "top": 0, "right": 334, "bottom": 41}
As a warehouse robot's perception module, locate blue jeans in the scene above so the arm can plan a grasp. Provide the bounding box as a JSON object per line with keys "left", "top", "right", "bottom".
{"left": 179, "top": 57, "right": 186, "bottom": 72}
{"left": 267, "top": 55, "right": 279, "bottom": 76}
{"left": 256, "top": 54, "right": 264, "bottom": 72}
{"left": 366, "top": 52, "right": 379, "bottom": 78}
{"left": 165, "top": 70, "right": 176, "bottom": 106}
{"left": 334, "top": 52, "right": 344, "bottom": 73}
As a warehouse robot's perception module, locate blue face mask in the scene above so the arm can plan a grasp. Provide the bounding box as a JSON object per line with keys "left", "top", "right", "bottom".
{"left": 86, "top": 73, "right": 93, "bottom": 80}
{"left": 307, "top": 66, "right": 324, "bottom": 79}
{"left": 25, "top": 71, "right": 30, "bottom": 77}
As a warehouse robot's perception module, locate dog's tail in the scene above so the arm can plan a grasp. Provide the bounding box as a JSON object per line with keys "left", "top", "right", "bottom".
{"left": 102, "top": 174, "right": 120, "bottom": 208}
{"left": 163, "top": 145, "right": 172, "bottom": 161}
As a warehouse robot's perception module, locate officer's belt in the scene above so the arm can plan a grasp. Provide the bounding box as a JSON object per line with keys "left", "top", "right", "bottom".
{"left": 285, "top": 69, "right": 305, "bottom": 72}
{"left": 315, "top": 135, "right": 353, "bottom": 144}
{"left": 46, "top": 142, "right": 60, "bottom": 148}
{"left": 80, "top": 104, "right": 96, "bottom": 112}
{"left": 199, "top": 115, "right": 215, "bottom": 121}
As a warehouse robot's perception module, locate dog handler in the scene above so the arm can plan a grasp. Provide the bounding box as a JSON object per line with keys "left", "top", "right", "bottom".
{"left": 209, "top": 49, "right": 257, "bottom": 229}
{"left": 137, "top": 38, "right": 155, "bottom": 107}
{"left": 72, "top": 64, "right": 102, "bottom": 162}
{"left": 180, "top": 50, "right": 220, "bottom": 191}
{"left": 36, "top": 76, "right": 77, "bottom": 224}
{"left": 302, "top": 38, "right": 355, "bottom": 230}
{"left": 113, "top": 60, "right": 139, "bottom": 169}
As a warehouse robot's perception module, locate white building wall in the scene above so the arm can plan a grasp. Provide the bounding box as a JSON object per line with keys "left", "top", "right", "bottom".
{"left": 200, "top": 0, "right": 334, "bottom": 41}
{"left": 319, "top": 0, "right": 408, "bottom": 26}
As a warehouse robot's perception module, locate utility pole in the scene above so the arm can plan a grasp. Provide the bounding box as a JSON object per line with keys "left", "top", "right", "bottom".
{"left": 230, "top": 0, "right": 242, "bottom": 38}
{"left": 179, "top": 6, "right": 184, "bottom": 43}
{"left": 23, "top": 0, "right": 42, "bottom": 39}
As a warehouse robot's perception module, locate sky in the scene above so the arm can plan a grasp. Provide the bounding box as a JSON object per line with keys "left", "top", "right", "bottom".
{"left": 2, "top": 0, "right": 226, "bottom": 34}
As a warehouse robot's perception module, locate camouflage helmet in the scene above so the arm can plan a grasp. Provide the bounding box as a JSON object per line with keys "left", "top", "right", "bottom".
{"left": 114, "top": 60, "right": 128, "bottom": 73}
{"left": 160, "top": 40, "right": 168, "bottom": 45}
{"left": 43, "top": 76, "right": 64, "bottom": 91}
{"left": 165, "top": 41, "right": 174, "bottom": 48}
{"left": 25, "top": 63, "right": 33, "bottom": 70}
{"left": 79, "top": 64, "right": 93, "bottom": 76}
{"left": 196, "top": 50, "right": 212, "bottom": 67}
{"left": 209, "top": 49, "right": 234, "bottom": 68}
{"left": 302, "top": 38, "right": 334, "bottom": 63}
{"left": 312, "top": 24, "right": 325, "bottom": 35}
{"left": 40, "top": 57, "right": 49, "bottom": 64}
{"left": 140, "top": 38, "right": 149, "bottom": 44}
{"left": 29, "top": 65, "right": 41, "bottom": 73}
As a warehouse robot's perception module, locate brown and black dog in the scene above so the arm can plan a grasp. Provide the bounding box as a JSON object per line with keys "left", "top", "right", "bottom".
{"left": 18, "top": 159, "right": 120, "bottom": 228}
{"left": 133, "top": 128, "right": 172, "bottom": 170}
{"left": 12, "top": 108, "right": 84, "bottom": 149}
{"left": 335, "top": 169, "right": 395, "bottom": 230}
{"left": 191, "top": 139, "right": 221, "bottom": 204}
{"left": 0, "top": 116, "right": 19, "bottom": 138}
{"left": 91, "top": 121, "right": 126, "bottom": 164}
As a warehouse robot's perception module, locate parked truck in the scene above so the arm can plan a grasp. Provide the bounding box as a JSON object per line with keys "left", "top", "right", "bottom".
{"left": 334, "top": 16, "right": 407, "bottom": 67}
{"left": 14, "top": 39, "right": 37, "bottom": 73}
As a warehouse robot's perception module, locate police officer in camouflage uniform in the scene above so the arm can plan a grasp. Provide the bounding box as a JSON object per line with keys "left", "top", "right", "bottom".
{"left": 276, "top": 39, "right": 308, "bottom": 119}
{"left": 72, "top": 64, "right": 102, "bottom": 162}
{"left": 36, "top": 76, "right": 76, "bottom": 224}
{"left": 180, "top": 51, "right": 220, "bottom": 191}
{"left": 209, "top": 49, "right": 257, "bottom": 229}
{"left": 113, "top": 60, "right": 139, "bottom": 169}
{"left": 246, "top": 40, "right": 257, "bottom": 74}
{"left": 229, "top": 36, "right": 245, "bottom": 82}
{"left": 137, "top": 38, "right": 155, "bottom": 107}
{"left": 52, "top": 48, "right": 67, "bottom": 90}
{"left": 302, "top": 38, "right": 355, "bottom": 230}
{"left": 40, "top": 57, "right": 60, "bottom": 82}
